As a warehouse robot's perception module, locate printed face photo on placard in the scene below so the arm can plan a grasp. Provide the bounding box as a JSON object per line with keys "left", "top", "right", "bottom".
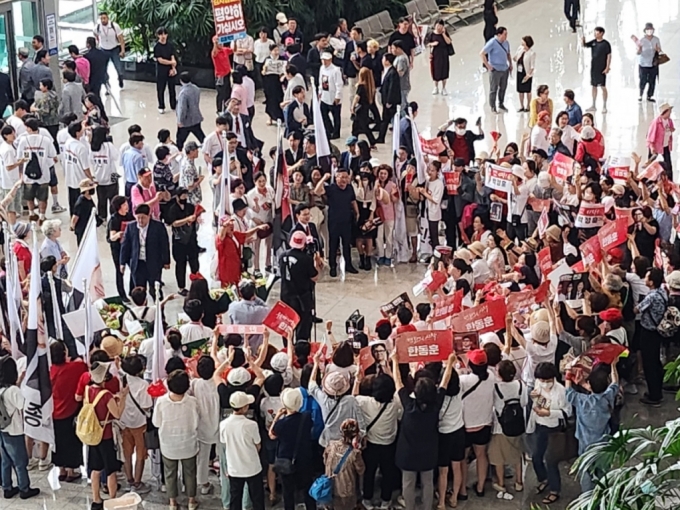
{"left": 453, "top": 332, "right": 479, "bottom": 369}
{"left": 557, "top": 272, "right": 590, "bottom": 301}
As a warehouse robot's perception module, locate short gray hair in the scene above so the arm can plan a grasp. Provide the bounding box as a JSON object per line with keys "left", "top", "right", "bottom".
{"left": 18, "top": 47, "right": 29, "bottom": 58}
{"left": 41, "top": 219, "right": 62, "bottom": 238}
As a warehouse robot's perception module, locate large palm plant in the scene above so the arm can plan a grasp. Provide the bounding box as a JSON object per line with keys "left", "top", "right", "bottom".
{"left": 568, "top": 418, "right": 680, "bottom": 510}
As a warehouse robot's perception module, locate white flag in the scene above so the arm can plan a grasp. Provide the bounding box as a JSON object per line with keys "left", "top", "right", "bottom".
{"left": 410, "top": 117, "right": 427, "bottom": 184}
{"left": 70, "top": 212, "right": 105, "bottom": 302}
{"left": 6, "top": 243, "right": 24, "bottom": 359}
{"left": 151, "top": 283, "right": 166, "bottom": 383}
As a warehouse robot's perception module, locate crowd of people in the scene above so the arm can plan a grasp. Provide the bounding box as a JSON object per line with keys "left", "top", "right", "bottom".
{"left": 0, "top": 2, "right": 677, "bottom": 510}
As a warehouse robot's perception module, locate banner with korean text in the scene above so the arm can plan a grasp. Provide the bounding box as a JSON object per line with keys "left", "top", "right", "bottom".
{"left": 484, "top": 163, "right": 513, "bottom": 193}
{"left": 395, "top": 330, "right": 453, "bottom": 363}
{"left": 450, "top": 300, "right": 507, "bottom": 335}
{"left": 213, "top": 0, "right": 247, "bottom": 43}
{"left": 574, "top": 203, "right": 605, "bottom": 229}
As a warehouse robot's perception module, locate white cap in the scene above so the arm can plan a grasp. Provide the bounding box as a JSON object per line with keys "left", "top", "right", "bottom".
{"left": 276, "top": 12, "right": 288, "bottom": 23}
{"left": 229, "top": 391, "right": 255, "bottom": 409}
{"left": 320, "top": 52, "right": 333, "bottom": 60}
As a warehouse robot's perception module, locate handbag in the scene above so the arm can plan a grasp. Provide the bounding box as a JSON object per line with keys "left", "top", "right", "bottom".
{"left": 273, "top": 414, "right": 306, "bottom": 475}
{"left": 653, "top": 52, "right": 670, "bottom": 66}
{"left": 309, "top": 446, "right": 353, "bottom": 504}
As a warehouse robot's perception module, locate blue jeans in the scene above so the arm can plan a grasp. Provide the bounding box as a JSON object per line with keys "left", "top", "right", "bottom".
{"left": 0, "top": 432, "right": 30, "bottom": 492}
{"left": 531, "top": 425, "right": 561, "bottom": 494}
{"left": 102, "top": 47, "right": 123, "bottom": 83}
{"left": 218, "top": 441, "right": 251, "bottom": 509}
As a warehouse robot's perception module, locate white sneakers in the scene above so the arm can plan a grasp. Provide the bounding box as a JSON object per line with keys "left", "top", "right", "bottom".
{"left": 432, "top": 87, "right": 439, "bottom": 95}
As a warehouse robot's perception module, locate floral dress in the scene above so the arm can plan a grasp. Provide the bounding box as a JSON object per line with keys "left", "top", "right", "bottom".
{"left": 34, "top": 90, "right": 60, "bottom": 127}
{"left": 180, "top": 157, "right": 202, "bottom": 204}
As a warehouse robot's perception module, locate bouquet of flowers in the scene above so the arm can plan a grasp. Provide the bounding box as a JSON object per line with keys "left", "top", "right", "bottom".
{"left": 123, "top": 332, "right": 146, "bottom": 357}
{"left": 99, "top": 303, "right": 126, "bottom": 330}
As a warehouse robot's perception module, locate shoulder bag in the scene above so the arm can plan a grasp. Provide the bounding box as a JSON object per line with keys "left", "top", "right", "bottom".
{"left": 273, "top": 414, "right": 306, "bottom": 475}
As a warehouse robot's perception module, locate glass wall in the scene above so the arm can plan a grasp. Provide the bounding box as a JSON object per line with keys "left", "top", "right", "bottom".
{"left": 58, "top": 0, "right": 95, "bottom": 52}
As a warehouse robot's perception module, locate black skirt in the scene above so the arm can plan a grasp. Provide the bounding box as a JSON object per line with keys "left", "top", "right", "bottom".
{"left": 354, "top": 203, "right": 377, "bottom": 240}
{"left": 517, "top": 53, "right": 532, "bottom": 93}
{"left": 53, "top": 413, "right": 83, "bottom": 469}
{"left": 263, "top": 74, "right": 284, "bottom": 121}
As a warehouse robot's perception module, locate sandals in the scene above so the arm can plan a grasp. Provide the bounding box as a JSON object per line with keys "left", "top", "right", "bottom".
{"left": 514, "top": 482, "right": 524, "bottom": 492}
{"left": 536, "top": 481, "right": 548, "bottom": 495}
{"left": 542, "top": 493, "right": 560, "bottom": 505}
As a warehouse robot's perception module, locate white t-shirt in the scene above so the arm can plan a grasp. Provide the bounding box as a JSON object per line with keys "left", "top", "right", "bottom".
{"left": 152, "top": 393, "right": 200, "bottom": 460}
{"left": 220, "top": 414, "right": 262, "bottom": 477}
{"left": 119, "top": 375, "right": 151, "bottom": 429}
{"left": 530, "top": 125, "right": 550, "bottom": 154}
{"left": 190, "top": 378, "right": 220, "bottom": 444}
{"left": 355, "top": 396, "right": 402, "bottom": 445}
{"left": 179, "top": 322, "right": 213, "bottom": 344}
{"left": 16, "top": 133, "right": 56, "bottom": 185}
{"left": 425, "top": 178, "right": 444, "bottom": 221}
{"left": 63, "top": 136, "right": 91, "bottom": 189}
{"left": 56, "top": 127, "right": 70, "bottom": 157}
{"left": 260, "top": 395, "right": 283, "bottom": 430}
{"left": 459, "top": 374, "right": 495, "bottom": 429}
{"left": 503, "top": 346, "right": 528, "bottom": 378}
{"left": 6, "top": 115, "right": 26, "bottom": 137}
{"left": 438, "top": 394, "right": 464, "bottom": 434}
{"left": 246, "top": 186, "right": 275, "bottom": 223}
{"left": 91, "top": 142, "right": 120, "bottom": 184}
{"left": 0, "top": 385, "right": 25, "bottom": 436}
{"left": 522, "top": 333, "right": 558, "bottom": 387}
{"left": 0, "top": 141, "right": 19, "bottom": 190}
{"left": 202, "top": 131, "right": 226, "bottom": 162}
{"left": 94, "top": 21, "right": 123, "bottom": 50}
{"left": 492, "top": 380, "right": 528, "bottom": 434}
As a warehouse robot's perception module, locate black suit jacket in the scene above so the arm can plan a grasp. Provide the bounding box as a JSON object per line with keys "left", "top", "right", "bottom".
{"left": 120, "top": 220, "right": 170, "bottom": 281}
{"left": 381, "top": 67, "right": 401, "bottom": 108}
{"left": 0, "top": 72, "right": 14, "bottom": 118}
{"left": 84, "top": 48, "right": 109, "bottom": 84}
{"left": 225, "top": 112, "right": 263, "bottom": 151}
{"left": 289, "top": 53, "right": 308, "bottom": 81}
{"left": 290, "top": 221, "right": 323, "bottom": 256}
{"left": 343, "top": 41, "right": 359, "bottom": 78}
{"left": 284, "top": 101, "right": 311, "bottom": 137}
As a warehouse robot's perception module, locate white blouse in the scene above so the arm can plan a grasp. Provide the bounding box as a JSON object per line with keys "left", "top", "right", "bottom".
{"left": 152, "top": 393, "right": 200, "bottom": 460}
{"left": 514, "top": 47, "right": 536, "bottom": 76}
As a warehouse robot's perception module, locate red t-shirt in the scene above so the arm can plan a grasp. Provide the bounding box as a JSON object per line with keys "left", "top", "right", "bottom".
{"left": 75, "top": 372, "right": 120, "bottom": 399}
{"left": 86, "top": 386, "right": 114, "bottom": 439}
{"left": 217, "top": 231, "right": 247, "bottom": 286}
{"left": 13, "top": 242, "right": 31, "bottom": 275}
{"left": 50, "top": 361, "right": 88, "bottom": 420}
{"left": 213, "top": 47, "right": 233, "bottom": 77}
{"left": 451, "top": 134, "right": 470, "bottom": 164}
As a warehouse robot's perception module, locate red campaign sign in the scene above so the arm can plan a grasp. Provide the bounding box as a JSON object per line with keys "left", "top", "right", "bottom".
{"left": 506, "top": 281, "right": 550, "bottom": 312}
{"left": 263, "top": 301, "right": 300, "bottom": 338}
{"left": 614, "top": 207, "right": 635, "bottom": 227}
{"left": 527, "top": 197, "right": 551, "bottom": 212}
{"left": 358, "top": 346, "right": 375, "bottom": 372}
{"left": 597, "top": 218, "right": 628, "bottom": 252}
{"left": 218, "top": 324, "right": 266, "bottom": 335}
{"left": 419, "top": 135, "right": 446, "bottom": 156}
{"left": 571, "top": 260, "right": 585, "bottom": 272}
{"left": 574, "top": 203, "right": 605, "bottom": 229}
{"left": 432, "top": 290, "right": 462, "bottom": 321}
{"left": 580, "top": 235, "right": 603, "bottom": 269}
{"left": 395, "top": 330, "right": 453, "bottom": 363}
{"left": 607, "top": 156, "right": 631, "bottom": 183}
{"left": 426, "top": 270, "right": 448, "bottom": 292}
{"left": 450, "top": 300, "right": 507, "bottom": 335}
{"left": 637, "top": 161, "right": 665, "bottom": 181}
{"left": 538, "top": 247, "right": 552, "bottom": 276}
{"left": 212, "top": 0, "right": 247, "bottom": 43}
{"left": 443, "top": 171, "right": 461, "bottom": 195}
{"left": 537, "top": 208, "right": 549, "bottom": 238}
{"left": 549, "top": 152, "right": 575, "bottom": 181}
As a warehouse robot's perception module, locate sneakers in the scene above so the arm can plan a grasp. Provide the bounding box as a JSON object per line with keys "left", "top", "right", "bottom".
{"left": 3, "top": 488, "right": 19, "bottom": 499}
{"left": 27, "top": 458, "right": 39, "bottom": 471}
{"left": 624, "top": 383, "right": 638, "bottom": 395}
{"left": 188, "top": 502, "right": 199, "bottom": 510}
{"left": 498, "top": 104, "right": 508, "bottom": 112}
{"left": 362, "top": 499, "right": 374, "bottom": 509}
{"left": 648, "top": 97, "right": 656, "bottom": 102}
{"left": 51, "top": 204, "right": 66, "bottom": 213}
{"left": 20, "top": 488, "right": 41, "bottom": 500}
{"left": 441, "top": 88, "right": 448, "bottom": 96}
{"left": 586, "top": 105, "right": 596, "bottom": 112}
{"left": 638, "top": 96, "right": 643, "bottom": 102}
{"left": 119, "top": 78, "right": 125, "bottom": 89}
{"left": 432, "top": 87, "right": 439, "bottom": 95}
{"left": 158, "top": 108, "right": 165, "bottom": 114}
{"left": 38, "top": 459, "right": 53, "bottom": 471}
{"left": 602, "top": 106, "right": 608, "bottom": 113}
{"left": 160, "top": 484, "right": 166, "bottom": 493}
{"left": 200, "top": 483, "right": 213, "bottom": 495}
{"left": 178, "top": 288, "right": 189, "bottom": 297}
{"left": 131, "top": 482, "right": 151, "bottom": 494}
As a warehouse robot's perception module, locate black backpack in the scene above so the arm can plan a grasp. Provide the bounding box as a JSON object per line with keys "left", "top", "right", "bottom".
{"left": 24, "top": 151, "right": 42, "bottom": 180}
{"left": 494, "top": 382, "right": 526, "bottom": 437}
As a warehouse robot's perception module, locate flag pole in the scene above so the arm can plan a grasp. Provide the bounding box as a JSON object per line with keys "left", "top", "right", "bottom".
{"left": 47, "top": 272, "right": 63, "bottom": 341}
{"left": 83, "top": 277, "right": 91, "bottom": 364}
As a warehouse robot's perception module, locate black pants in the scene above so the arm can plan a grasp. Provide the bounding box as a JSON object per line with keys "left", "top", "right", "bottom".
{"left": 229, "top": 473, "right": 265, "bottom": 510}
{"left": 444, "top": 204, "right": 460, "bottom": 249}
{"left": 378, "top": 105, "right": 396, "bottom": 143}
{"left": 96, "top": 182, "right": 118, "bottom": 220}
{"left": 215, "top": 74, "right": 232, "bottom": 113}
{"left": 352, "top": 117, "right": 377, "bottom": 146}
{"left": 124, "top": 181, "right": 135, "bottom": 198}
{"left": 156, "top": 72, "right": 177, "bottom": 110}
{"left": 648, "top": 146, "right": 673, "bottom": 178}
{"left": 320, "top": 102, "right": 341, "bottom": 140}
{"left": 640, "top": 328, "right": 663, "bottom": 402}
{"left": 132, "top": 261, "right": 162, "bottom": 300}
{"left": 172, "top": 241, "right": 199, "bottom": 290}
{"left": 176, "top": 123, "right": 206, "bottom": 151}
{"left": 283, "top": 293, "right": 314, "bottom": 342}
{"left": 68, "top": 187, "right": 81, "bottom": 216}
{"left": 363, "top": 441, "right": 398, "bottom": 503}
{"left": 428, "top": 220, "right": 440, "bottom": 251}
{"left": 111, "top": 245, "right": 130, "bottom": 299}
{"left": 328, "top": 221, "right": 353, "bottom": 270}
{"left": 281, "top": 469, "right": 316, "bottom": 510}
{"left": 639, "top": 65, "right": 658, "bottom": 98}
{"left": 564, "top": 0, "right": 580, "bottom": 30}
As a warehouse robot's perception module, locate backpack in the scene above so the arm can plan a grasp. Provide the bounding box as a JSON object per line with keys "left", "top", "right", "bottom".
{"left": 24, "top": 151, "right": 42, "bottom": 180}
{"left": 494, "top": 382, "right": 526, "bottom": 437}
{"left": 75, "top": 387, "right": 111, "bottom": 446}
{"left": 300, "top": 387, "right": 324, "bottom": 440}
{"left": 309, "top": 446, "right": 352, "bottom": 505}
{"left": 658, "top": 305, "right": 680, "bottom": 338}
{"left": 0, "top": 388, "right": 13, "bottom": 431}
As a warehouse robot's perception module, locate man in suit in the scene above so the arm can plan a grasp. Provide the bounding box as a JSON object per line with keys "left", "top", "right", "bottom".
{"left": 306, "top": 33, "right": 329, "bottom": 84}
{"left": 120, "top": 203, "right": 171, "bottom": 300}
{"left": 377, "top": 53, "right": 402, "bottom": 144}
{"left": 283, "top": 85, "right": 310, "bottom": 137}
{"left": 224, "top": 97, "right": 262, "bottom": 151}
{"left": 339, "top": 136, "right": 358, "bottom": 174}
{"left": 0, "top": 71, "right": 13, "bottom": 118}
{"left": 31, "top": 50, "right": 54, "bottom": 86}
{"left": 18, "top": 48, "right": 36, "bottom": 104}
{"left": 287, "top": 44, "right": 308, "bottom": 83}
{"left": 176, "top": 71, "right": 205, "bottom": 150}
{"left": 84, "top": 36, "right": 109, "bottom": 99}
{"left": 343, "top": 26, "right": 363, "bottom": 90}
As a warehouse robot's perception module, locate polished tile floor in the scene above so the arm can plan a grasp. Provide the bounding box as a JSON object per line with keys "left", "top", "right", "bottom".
{"left": 7, "top": 0, "right": 680, "bottom": 508}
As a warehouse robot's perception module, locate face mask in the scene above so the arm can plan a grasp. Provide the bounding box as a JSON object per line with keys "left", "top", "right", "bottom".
{"left": 536, "top": 380, "right": 554, "bottom": 391}
{"left": 179, "top": 198, "right": 188, "bottom": 204}
{"left": 456, "top": 128, "right": 466, "bottom": 136}
{"left": 645, "top": 30, "right": 654, "bottom": 36}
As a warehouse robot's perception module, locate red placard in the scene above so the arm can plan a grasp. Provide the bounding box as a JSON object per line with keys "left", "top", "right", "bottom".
{"left": 443, "top": 171, "right": 461, "bottom": 195}
{"left": 537, "top": 208, "right": 549, "bottom": 238}
{"left": 431, "top": 290, "right": 463, "bottom": 321}
{"left": 549, "top": 152, "right": 575, "bottom": 181}
{"left": 419, "top": 135, "right": 446, "bottom": 156}
{"left": 614, "top": 207, "right": 635, "bottom": 227}
{"left": 537, "top": 247, "right": 552, "bottom": 276}
{"left": 426, "top": 270, "right": 448, "bottom": 292}
{"left": 263, "top": 301, "right": 300, "bottom": 338}
{"left": 597, "top": 218, "right": 628, "bottom": 252}
{"left": 580, "top": 235, "right": 603, "bottom": 268}
{"left": 213, "top": 0, "right": 247, "bottom": 43}
{"left": 484, "top": 163, "right": 513, "bottom": 193}
{"left": 574, "top": 203, "right": 605, "bottom": 228}
{"left": 571, "top": 260, "right": 585, "bottom": 272}
{"left": 527, "top": 197, "right": 551, "bottom": 212}
{"left": 218, "top": 324, "right": 265, "bottom": 335}
{"left": 450, "top": 300, "right": 507, "bottom": 335}
{"left": 395, "top": 330, "right": 453, "bottom": 363}
{"left": 608, "top": 156, "right": 630, "bottom": 184}
{"left": 358, "top": 346, "right": 375, "bottom": 372}
{"left": 506, "top": 281, "right": 550, "bottom": 312}
{"left": 637, "top": 161, "right": 664, "bottom": 181}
